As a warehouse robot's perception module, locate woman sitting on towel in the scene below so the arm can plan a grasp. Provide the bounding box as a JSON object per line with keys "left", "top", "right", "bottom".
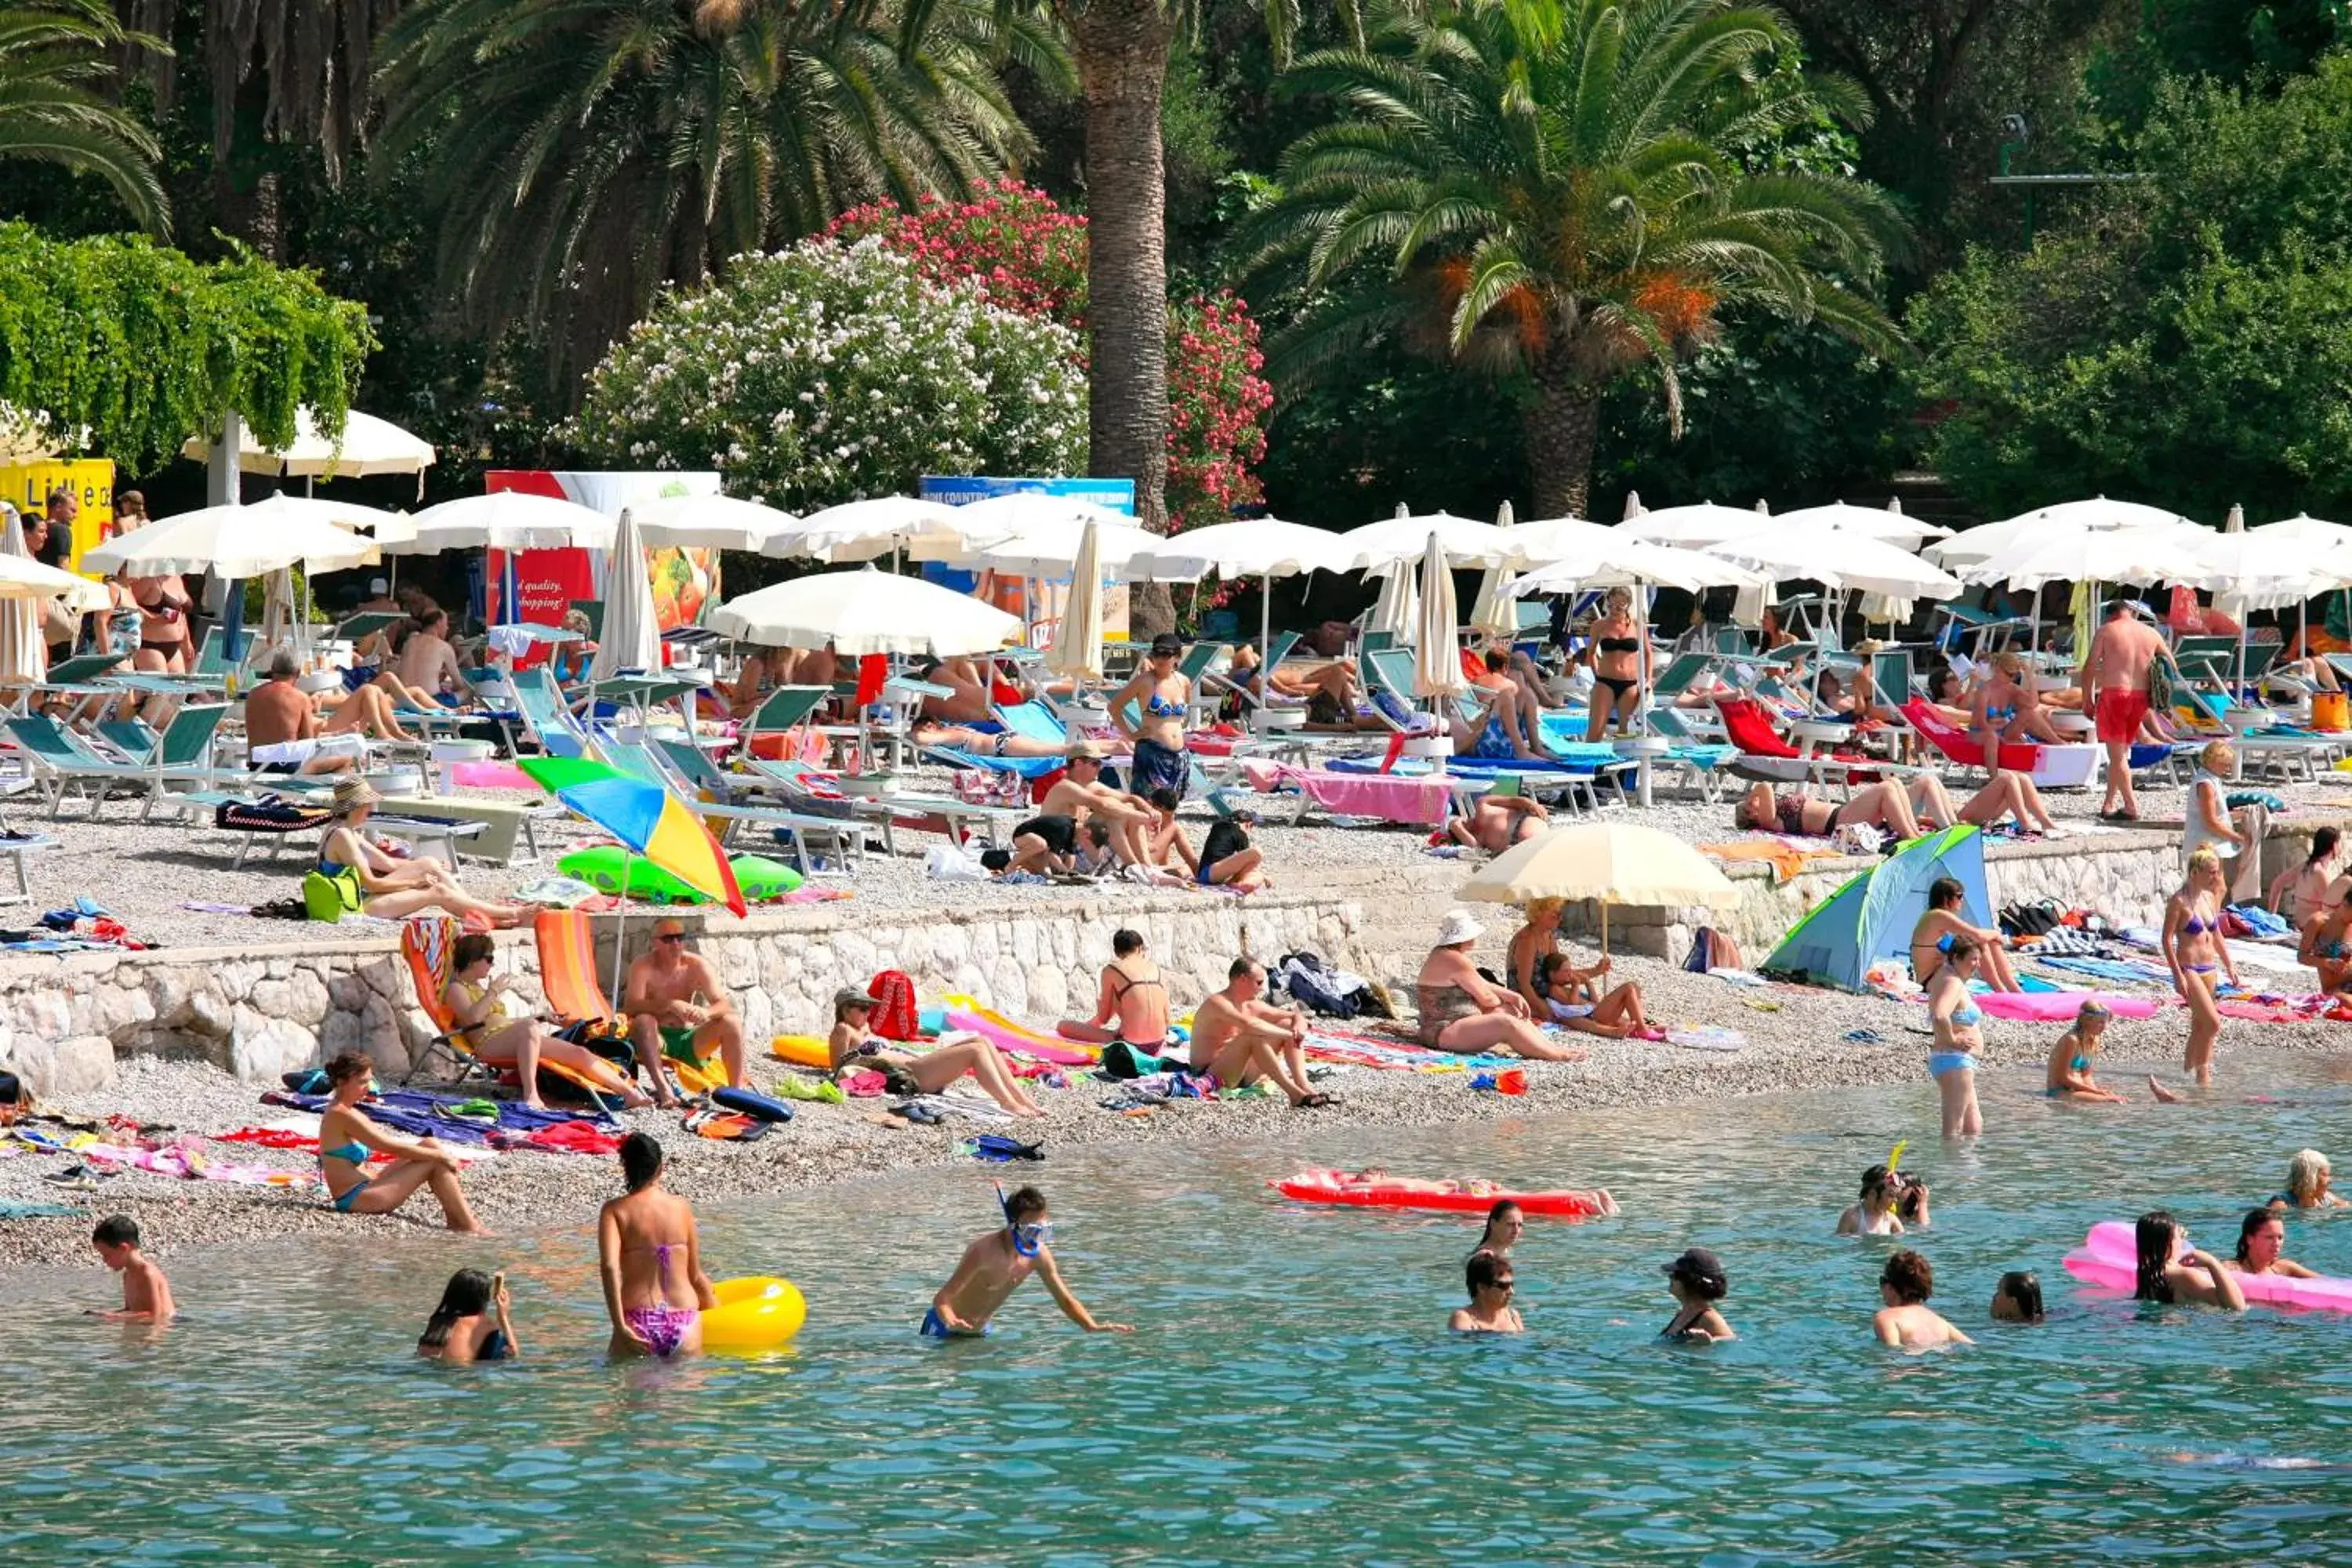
{"left": 441, "top": 934, "right": 653, "bottom": 1112}
{"left": 1506, "top": 898, "right": 1655, "bottom": 1038}
{"left": 1733, "top": 770, "right": 2060, "bottom": 842}
{"left": 317, "top": 779, "right": 537, "bottom": 927}
{"left": 826, "top": 989, "right": 1047, "bottom": 1119}
{"left": 315, "top": 1051, "right": 483, "bottom": 1231}
{"left": 1414, "top": 909, "right": 1588, "bottom": 1062}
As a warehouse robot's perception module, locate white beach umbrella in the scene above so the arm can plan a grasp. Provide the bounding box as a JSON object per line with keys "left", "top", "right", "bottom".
{"left": 768, "top": 496, "right": 969, "bottom": 562}
{"left": 942, "top": 492, "right": 1140, "bottom": 548}
{"left": 2185, "top": 525, "right": 2352, "bottom": 607}
{"left": 0, "top": 506, "right": 45, "bottom": 684}
{"left": 1045, "top": 520, "right": 1105, "bottom": 681}
{"left": 1510, "top": 514, "right": 1617, "bottom": 566}
{"left": 709, "top": 566, "right": 1021, "bottom": 657}
{"left": 1619, "top": 501, "right": 1769, "bottom": 548}
{"left": 86, "top": 496, "right": 383, "bottom": 577}
{"left": 1711, "top": 526, "right": 1961, "bottom": 601}
{"left": 1458, "top": 820, "right": 1737, "bottom": 954}
{"left": 391, "top": 492, "right": 615, "bottom": 554}
{"left": 934, "top": 515, "right": 1179, "bottom": 579}
{"left": 1367, "top": 554, "right": 1420, "bottom": 640}
{"left": 626, "top": 494, "right": 798, "bottom": 552}
{"left": 1411, "top": 532, "right": 1465, "bottom": 701}
{"left": 591, "top": 505, "right": 663, "bottom": 680}
{"left": 258, "top": 568, "right": 310, "bottom": 665}
{"left": 1127, "top": 518, "right": 1349, "bottom": 673}
{"left": 1621, "top": 491, "right": 1644, "bottom": 521}
{"left": 1516, "top": 537, "right": 1761, "bottom": 595}
{"left": 1961, "top": 521, "right": 2207, "bottom": 590}
{"left": 180, "top": 407, "right": 437, "bottom": 495}
{"left": 1342, "top": 510, "right": 1520, "bottom": 570}
{"left": 1772, "top": 500, "right": 1952, "bottom": 549}
{"left": 1928, "top": 496, "right": 2198, "bottom": 565}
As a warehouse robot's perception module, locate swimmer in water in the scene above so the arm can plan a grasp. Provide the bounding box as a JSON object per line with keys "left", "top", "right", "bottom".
{"left": 2226, "top": 1208, "right": 2316, "bottom": 1279}
{"left": 417, "top": 1268, "right": 518, "bottom": 1364}
{"left": 89, "top": 1214, "right": 173, "bottom": 1322}
{"left": 2271, "top": 1148, "right": 2348, "bottom": 1211}
{"left": 2132, "top": 1210, "right": 2246, "bottom": 1310}
{"left": 1872, "top": 1250, "right": 1973, "bottom": 1349}
{"left": 2045, "top": 1001, "right": 2127, "bottom": 1102}
{"left": 924, "top": 1185, "right": 1132, "bottom": 1338}
{"left": 1660, "top": 1248, "right": 1735, "bottom": 1343}
{"left": 1450, "top": 1251, "right": 1524, "bottom": 1334}
{"left": 1836, "top": 1163, "right": 1907, "bottom": 1236}
{"left": 1990, "top": 1270, "right": 2045, "bottom": 1323}
{"left": 1468, "top": 1200, "right": 1523, "bottom": 1266}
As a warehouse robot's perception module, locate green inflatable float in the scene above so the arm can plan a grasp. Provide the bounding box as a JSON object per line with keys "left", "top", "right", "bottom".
{"left": 557, "top": 844, "right": 804, "bottom": 904}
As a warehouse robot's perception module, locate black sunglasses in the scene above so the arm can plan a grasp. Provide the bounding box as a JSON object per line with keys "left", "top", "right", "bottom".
{"left": 655, "top": 932, "right": 685, "bottom": 944}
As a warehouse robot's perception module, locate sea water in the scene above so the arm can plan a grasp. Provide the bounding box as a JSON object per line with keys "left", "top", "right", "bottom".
{"left": 6, "top": 1054, "right": 2352, "bottom": 1564}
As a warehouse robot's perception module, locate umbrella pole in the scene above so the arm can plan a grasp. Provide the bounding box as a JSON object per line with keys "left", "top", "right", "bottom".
{"left": 610, "top": 849, "right": 631, "bottom": 1004}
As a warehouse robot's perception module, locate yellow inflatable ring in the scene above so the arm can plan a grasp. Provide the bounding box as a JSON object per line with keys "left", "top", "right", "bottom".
{"left": 699, "top": 1276, "right": 807, "bottom": 1352}
{"left": 770, "top": 1033, "right": 831, "bottom": 1069}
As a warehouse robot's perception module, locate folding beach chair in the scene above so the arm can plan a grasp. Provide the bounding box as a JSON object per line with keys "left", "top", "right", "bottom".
{"left": 1713, "top": 695, "right": 1915, "bottom": 793}
{"left": 532, "top": 909, "right": 722, "bottom": 1097}
{"left": 601, "top": 735, "right": 871, "bottom": 877}
{"left": 398, "top": 915, "right": 633, "bottom": 1105}
{"left": 509, "top": 664, "right": 597, "bottom": 760}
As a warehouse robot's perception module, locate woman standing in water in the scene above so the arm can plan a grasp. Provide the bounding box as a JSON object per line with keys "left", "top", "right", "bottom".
{"left": 2132, "top": 1210, "right": 2246, "bottom": 1310}
{"left": 598, "top": 1132, "right": 717, "bottom": 1359}
{"left": 2163, "top": 849, "right": 2238, "bottom": 1087}
{"left": 1468, "top": 1201, "right": 1523, "bottom": 1267}
{"left": 1926, "top": 937, "right": 1987, "bottom": 1138}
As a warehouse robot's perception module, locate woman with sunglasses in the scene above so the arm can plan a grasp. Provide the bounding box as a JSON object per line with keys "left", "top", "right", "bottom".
{"left": 1450, "top": 1251, "right": 1524, "bottom": 1334}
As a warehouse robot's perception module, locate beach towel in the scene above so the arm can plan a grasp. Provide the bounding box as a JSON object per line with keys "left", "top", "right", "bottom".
{"left": 1697, "top": 840, "right": 1814, "bottom": 884}
{"left": 2034, "top": 956, "right": 2173, "bottom": 987}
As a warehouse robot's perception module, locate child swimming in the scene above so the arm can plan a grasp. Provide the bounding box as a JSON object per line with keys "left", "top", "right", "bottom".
{"left": 924, "top": 1185, "right": 1132, "bottom": 1338}
{"left": 89, "top": 1215, "right": 173, "bottom": 1322}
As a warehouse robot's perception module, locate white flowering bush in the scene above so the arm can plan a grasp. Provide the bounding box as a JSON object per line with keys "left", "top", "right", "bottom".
{"left": 569, "top": 238, "right": 1087, "bottom": 504}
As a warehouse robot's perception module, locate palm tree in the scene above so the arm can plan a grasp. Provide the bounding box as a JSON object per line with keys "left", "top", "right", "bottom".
{"left": 375, "top": 0, "right": 1061, "bottom": 382}
{"left": 1250, "top": 0, "right": 1907, "bottom": 517}
{"left": 0, "top": 0, "right": 168, "bottom": 231}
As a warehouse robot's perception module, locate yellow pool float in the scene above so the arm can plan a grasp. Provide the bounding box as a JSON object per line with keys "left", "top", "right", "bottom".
{"left": 770, "top": 1033, "right": 830, "bottom": 1069}
{"left": 699, "top": 1276, "right": 807, "bottom": 1352}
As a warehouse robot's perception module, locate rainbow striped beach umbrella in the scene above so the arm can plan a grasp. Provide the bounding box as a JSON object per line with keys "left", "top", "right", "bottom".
{"left": 519, "top": 756, "right": 746, "bottom": 917}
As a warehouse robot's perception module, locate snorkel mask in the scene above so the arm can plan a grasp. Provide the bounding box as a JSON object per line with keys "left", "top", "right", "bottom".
{"left": 997, "top": 1183, "right": 1051, "bottom": 1257}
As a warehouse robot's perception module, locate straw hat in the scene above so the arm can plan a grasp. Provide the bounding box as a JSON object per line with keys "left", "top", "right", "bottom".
{"left": 330, "top": 778, "right": 379, "bottom": 816}
{"left": 1435, "top": 908, "right": 1486, "bottom": 947}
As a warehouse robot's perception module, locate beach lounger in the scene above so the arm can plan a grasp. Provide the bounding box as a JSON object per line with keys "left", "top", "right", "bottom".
{"left": 5, "top": 706, "right": 249, "bottom": 819}
{"left": 1713, "top": 695, "right": 1916, "bottom": 793}
{"left": 510, "top": 664, "right": 597, "bottom": 760}
{"left": 1896, "top": 695, "right": 2101, "bottom": 787}
{"left": 532, "top": 909, "right": 725, "bottom": 1097}
{"left": 398, "top": 916, "right": 633, "bottom": 1105}
{"left": 601, "top": 735, "right": 872, "bottom": 877}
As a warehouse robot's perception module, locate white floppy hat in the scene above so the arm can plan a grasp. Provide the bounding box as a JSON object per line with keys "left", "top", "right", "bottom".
{"left": 1436, "top": 908, "right": 1486, "bottom": 947}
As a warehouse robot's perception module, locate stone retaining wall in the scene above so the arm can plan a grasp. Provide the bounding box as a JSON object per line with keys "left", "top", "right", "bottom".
{"left": 0, "top": 892, "right": 1371, "bottom": 1098}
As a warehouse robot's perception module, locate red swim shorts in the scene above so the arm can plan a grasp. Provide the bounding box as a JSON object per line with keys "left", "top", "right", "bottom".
{"left": 2096, "top": 688, "right": 2151, "bottom": 745}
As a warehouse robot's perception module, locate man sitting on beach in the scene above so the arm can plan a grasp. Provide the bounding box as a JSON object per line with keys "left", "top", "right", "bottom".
{"left": 924, "top": 1185, "right": 1133, "bottom": 1337}
{"left": 1041, "top": 741, "right": 1157, "bottom": 868}
{"left": 622, "top": 917, "right": 746, "bottom": 1090}
{"left": 396, "top": 605, "right": 475, "bottom": 709}
{"left": 245, "top": 648, "right": 416, "bottom": 775}
{"left": 1189, "top": 958, "right": 1337, "bottom": 1108}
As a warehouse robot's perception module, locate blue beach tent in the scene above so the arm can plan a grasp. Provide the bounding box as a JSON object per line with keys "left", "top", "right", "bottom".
{"left": 1762, "top": 826, "right": 1991, "bottom": 990}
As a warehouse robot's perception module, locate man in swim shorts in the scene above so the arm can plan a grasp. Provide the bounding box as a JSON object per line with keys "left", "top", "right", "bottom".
{"left": 2086, "top": 597, "right": 2164, "bottom": 822}
{"left": 923, "top": 1185, "right": 1133, "bottom": 1337}
{"left": 622, "top": 917, "right": 744, "bottom": 1095}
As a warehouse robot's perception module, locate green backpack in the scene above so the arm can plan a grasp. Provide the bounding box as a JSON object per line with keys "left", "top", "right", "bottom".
{"left": 302, "top": 865, "right": 364, "bottom": 923}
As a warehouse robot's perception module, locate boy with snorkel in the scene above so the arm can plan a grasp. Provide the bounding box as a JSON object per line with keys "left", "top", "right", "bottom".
{"left": 924, "top": 1185, "right": 1134, "bottom": 1338}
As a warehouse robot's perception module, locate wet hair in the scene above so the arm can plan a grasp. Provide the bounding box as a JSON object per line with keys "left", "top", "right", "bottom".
{"left": 1112, "top": 928, "right": 1145, "bottom": 957}
{"left": 325, "top": 1050, "right": 373, "bottom": 1087}
{"left": 1880, "top": 1249, "right": 1933, "bottom": 1305}
{"left": 93, "top": 1214, "right": 138, "bottom": 1249}
{"left": 619, "top": 1131, "right": 665, "bottom": 1192}
{"left": 1994, "top": 1271, "right": 2044, "bottom": 1323}
{"left": 452, "top": 933, "right": 495, "bottom": 972}
{"left": 1860, "top": 1163, "right": 1900, "bottom": 1200}
{"left": 2288, "top": 1149, "right": 2332, "bottom": 1203}
{"left": 1927, "top": 877, "right": 1964, "bottom": 910}
{"left": 1003, "top": 1185, "right": 1047, "bottom": 1224}
{"left": 2310, "top": 826, "right": 2340, "bottom": 866}
{"left": 2134, "top": 1210, "right": 2178, "bottom": 1302}
{"left": 1465, "top": 1250, "right": 1512, "bottom": 1298}
{"left": 1146, "top": 786, "right": 1181, "bottom": 811}
{"left": 979, "top": 848, "right": 1012, "bottom": 873}
{"left": 2236, "top": 1207, "right": 2280, "bottom": 1265}
{"left": 419, "top": 1268, "right": 494, "bottom": 1349}
{"left": 1475, "top": 1200, "right": 1523, "bottom": 1253}
{"left": 1229, "top": 956, "right": 1261, "bottom": 981}
{"left": 1897, "top": 1180, "right": 1930, "bottom": 1224}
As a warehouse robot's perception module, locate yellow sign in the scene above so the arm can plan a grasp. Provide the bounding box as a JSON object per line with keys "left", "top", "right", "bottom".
{"left": 0, "top": 459, "right": 115, "bottom": 572}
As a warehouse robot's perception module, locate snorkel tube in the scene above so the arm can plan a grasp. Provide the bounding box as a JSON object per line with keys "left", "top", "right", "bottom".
{"left": 997, "top": 1182, "right": 1044, "bottom": 1258}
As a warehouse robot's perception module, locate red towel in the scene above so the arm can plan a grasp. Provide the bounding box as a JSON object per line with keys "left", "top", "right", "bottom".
{"left": 855, "top": 653, "right": 888, "bottom": 707}
{"left": 867, "top": 970, "right": 921, "bottom": 1040}
{"left": 526, "top": 1120, "right": 624, "bottom": 1156}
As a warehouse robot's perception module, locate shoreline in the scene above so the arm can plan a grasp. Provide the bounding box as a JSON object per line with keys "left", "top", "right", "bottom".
{"left": 5, "top": 949, "right": 2339, "bottom": 1283}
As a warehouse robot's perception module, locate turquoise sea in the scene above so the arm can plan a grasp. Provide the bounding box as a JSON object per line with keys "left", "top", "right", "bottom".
{"left": 7, "top": 1053, "right": 2352, "bottom": 1565}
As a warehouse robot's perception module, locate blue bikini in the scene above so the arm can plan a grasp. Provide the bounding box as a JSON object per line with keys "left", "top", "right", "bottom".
{"left": 1928, "top": 996, "right": 1982, "bottom": 1079}
{"left": 322, "top": 1140, "right": 372, "bottom": 1210}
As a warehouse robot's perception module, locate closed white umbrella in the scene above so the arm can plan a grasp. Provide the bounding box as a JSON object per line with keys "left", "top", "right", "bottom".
{"left": 1411, "top": 532, "right": 1465, "bottom": 701}
{"left": 626, "top": 494, "right": 797, "bottom": 552}
{"left": 258, "top": 568, "right": 310, "bottom": 665}
{"left": 390, "top": 492, "right": 615, "bottom": 554}
{"left": 1468, "top": 501, "right": 1523, "bottom": 638}
{"left": 1342, "top": 510, "right": 1519, "bottom": 571}
{"left": 769, "top": 496, "right": 969, "bottom": 562}
{"left": 1712, "top": 527, "right": 1961, "bottom": 601}
{"left": 85, "top": 496, "right": 383, "bottom": 577}
{"left": 1620, "top": 501, "right": 1768, "bottom": 548}
{"left": 709, "top": 567, "right": 1022, "bottom": 657}
{"left": 1368, "top": 556, "right": 1420, "bottom": 640}
{"left": 0, "top": 506, "right": 45, "bottom": 684}
{"left": 1046, "top": 520, "right": 1105, "bottom": 681}
{"left": 592, "top": 505, "right": 663, "bottom": 681}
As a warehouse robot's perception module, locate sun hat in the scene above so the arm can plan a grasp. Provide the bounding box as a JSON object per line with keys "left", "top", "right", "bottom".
{"left": 833, "top": 986, "right": 875, "bottom": 1012}
{"left": 330, "top": 778, "right": 379, "bottom": 816}
{"left": 1065, "top": 739, "right": 1109, "bottom": 761}
{"left": 1436, "top": 908, "right": 1486, "bottom": 947}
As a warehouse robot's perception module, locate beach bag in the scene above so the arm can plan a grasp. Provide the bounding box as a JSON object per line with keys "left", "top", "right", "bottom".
{"left": 866, "top": 971, "right": 920, "bottom": 1040}
{"left": 1100, "top": 1040, "right": 1167, "bottom": 1080}
{"left": 2000, "top": 899, "right": 2063, "bottom": 938}
{"left": 1274, "top": 952, "right": 1358, "bottom": 1018}
{"left": 302, "top": 865, "right": 363, "bottom": 923}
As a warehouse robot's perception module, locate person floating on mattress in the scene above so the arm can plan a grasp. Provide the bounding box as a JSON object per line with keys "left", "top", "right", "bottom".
{"left": 923, "top": 1185, "right": 1131, "bottom": 1338}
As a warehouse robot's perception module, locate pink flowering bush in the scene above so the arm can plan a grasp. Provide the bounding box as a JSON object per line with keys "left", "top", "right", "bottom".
{"left": 828, "top": 181, "right": 1272, "bottom": 532}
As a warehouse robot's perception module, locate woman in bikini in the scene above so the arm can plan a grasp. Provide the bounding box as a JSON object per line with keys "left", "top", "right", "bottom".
{"left": 1110, "top": 633, "right": 1193, "bottom": 800}
{"left": 1908, "top": 876, "right": 2022, "bottom": 993}
{"left": 317, "top": 778, "right": 535, "bottom": 927}
{"left": 1585, "top": 587, "right": 1647, "bottom": 741}
{"left": 599, "top": 1132, "right": 717, "bottom": 1359}
{"left": 2045, "top": 1000, "right": 2127, "bottom": 1102}
{"left": 2164, "top": 848, "right": 2237, "bottom": 1087}
{"left": 1969, "top": 652, "right": 2065, "bottom": 771}
{"left": 826, "top": 989, "right": 1047, "bottom": 1117}
{"left": 129, "top": 572, "right": 192, "bottom": 673}
{"left": 1926, "top": 935, "right": 1987, "bottom": 1138}
{"left": 1733, "top": 769, "right": 2059, "bottom": 841}
{"left": 1058, "top": 928, "right": 1171, "bottom": 1052}
{"left": 2299, "top": 897, "right": 2352, "bottom": 995}
{"left": 440, "top": 933, "right": 652, "bottom": 1111}
{"left": 314, "top": 1051, "right": 484, "bottom": 1231}
{"left": 909, "top": 720, "right": 1066, "bottom": 759}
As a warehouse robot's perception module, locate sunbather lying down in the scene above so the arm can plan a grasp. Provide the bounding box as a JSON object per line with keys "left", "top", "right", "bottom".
{"left": 1733, "top": 770, "right": 2060, "bottom": 842}
{"left": 910, "top": 721, "right": 1065, "bottom": 758}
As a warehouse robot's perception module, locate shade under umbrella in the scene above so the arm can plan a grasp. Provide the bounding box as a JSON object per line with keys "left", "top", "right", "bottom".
{"left": 1411, "top": 532, "right": 1465, "bottom": 700}
{"left": 0, "top": 506, "right": 46, "bottom": 684}
{"left": 1458, "top": 820, "right": 1737, "bottom": 953}
{"left": 627, "top": 494, "right": 798, "bottom": 552}
{"left": 391, "top": 492, "right": 615, "bottom": 555}
{"left": 1046, "top": 521, "right": 1105, "bottom": 681}
{"left": 709, "top": 567, "right": 1022, "bottom": 657}
{"left": 85, "top": 496, "right": 384, "bottom": 577}
{"left": 593, "top": 504, "right": 663, "bottom": 681}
